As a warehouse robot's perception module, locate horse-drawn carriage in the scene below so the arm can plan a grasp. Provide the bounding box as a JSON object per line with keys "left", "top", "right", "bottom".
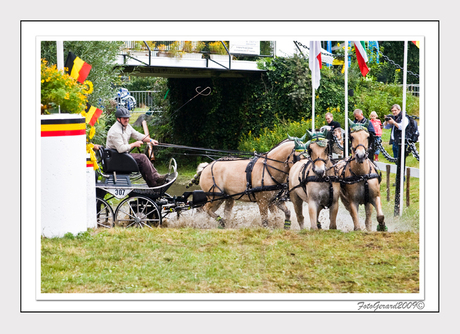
{"left": 95, "top": 120, "right": 388, "bottom": 232}
{"left": 95, "top": 147, "right": 207, "bottom": 229}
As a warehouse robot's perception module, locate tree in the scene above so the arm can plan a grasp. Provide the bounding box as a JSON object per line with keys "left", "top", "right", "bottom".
{"left": 372, "top": 41, "right": 420, "bottom": 84}
{"left": 41, "top": 41, "right": 124, "bottom": 109}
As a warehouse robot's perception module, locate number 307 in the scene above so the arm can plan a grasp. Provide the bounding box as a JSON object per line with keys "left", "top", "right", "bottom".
{"left": 115, "top": 189, "right": 125, "bottom": 196}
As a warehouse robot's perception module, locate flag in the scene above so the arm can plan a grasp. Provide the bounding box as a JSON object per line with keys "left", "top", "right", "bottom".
{"left": 84, "top": 104, "right": 103, "bottom": 126}
{"left": 309, "top": 41, "right": 322, "bottom": 90}
{"left": 412, "top": 41, "right": 420, "bottom": 48}
{"left": 353, "top": 41, "right": 369, "bottom": 77}
{"left": 65, "top": 52, "right": 92, "bottom": 84}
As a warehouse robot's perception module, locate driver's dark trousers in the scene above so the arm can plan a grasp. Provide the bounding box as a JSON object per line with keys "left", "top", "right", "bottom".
{"left": 131, "top": 153, "right": 161, "bottom": 187}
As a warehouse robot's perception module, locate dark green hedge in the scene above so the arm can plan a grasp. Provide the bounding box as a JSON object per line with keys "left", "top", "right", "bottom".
{"left": 162, "top": 55, "right": 419, "bottom": 157}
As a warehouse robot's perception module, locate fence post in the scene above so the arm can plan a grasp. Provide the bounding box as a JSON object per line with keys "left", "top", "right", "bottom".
{"left": 386, "top": 164, "right": 391, "bottom": 202}
{"left": 394, "top": 143, "right": 407, "bottom": 216}
{"left": 406, "top": 167, "right": 411, "bottom": 207}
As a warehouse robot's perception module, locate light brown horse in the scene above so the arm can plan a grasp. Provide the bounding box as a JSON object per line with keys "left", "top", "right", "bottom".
{"left": 289, "top": 131, "right": 341, "bottom": 230}
{"left": 191, "top": 139, "right": 299, "bottom": 228}
{"left": 336, "top": 120, "right": 386, "bottom": 231}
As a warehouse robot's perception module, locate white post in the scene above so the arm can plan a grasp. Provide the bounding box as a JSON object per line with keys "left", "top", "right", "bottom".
{"left": 86, "top": 154, "right": 97, "bottom": 229}
{"left": 398, "top": 40, "right": 408, "bottom": 215}
{"left": 312, "top": 85, "right": 315, "bottom": 133}
{"left": 41, "top": 114, "right": 87, "bottom": 237}
{"left": 56, "top": 41, "right": 64, "bottom": 71}
{"left": 344, "top": 41, "right": 349, "bottom": 158}
{"left": 56, "top": 41, "right": 64, "bottom": 113}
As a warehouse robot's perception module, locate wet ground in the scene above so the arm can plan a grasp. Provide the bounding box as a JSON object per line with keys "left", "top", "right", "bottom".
{"left": 161, "top": 181, "right": 418, "bottom": 232}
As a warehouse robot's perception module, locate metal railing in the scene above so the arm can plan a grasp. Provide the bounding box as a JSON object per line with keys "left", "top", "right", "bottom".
{"left": 114, "top": 89, "right": 164, "bottom": 112}
{"left": 406, "top": 84, "right": 420, "bottom": 96}
{"left": 130, "top": 90, "right": 164, "bottom": 112}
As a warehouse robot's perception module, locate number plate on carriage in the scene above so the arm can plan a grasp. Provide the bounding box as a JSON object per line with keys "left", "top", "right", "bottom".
{"left": 107, "top": 188, "right": 132, "bottom": 199}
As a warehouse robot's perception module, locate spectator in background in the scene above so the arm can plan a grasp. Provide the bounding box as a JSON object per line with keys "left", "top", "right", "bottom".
{"left": 353, "top": 109, "right": 376, "bottom": 161}
{"left": 369, "top": 111, "right": 382, "bottom": 161}
{"left": 331, "top": 127, "right": 344, "bottom": 160}
{"left": 383, "top": 104, "right": 408, "bottom": 160}
{"left": 325, "top": 112, "right": 341, "bottom": 131}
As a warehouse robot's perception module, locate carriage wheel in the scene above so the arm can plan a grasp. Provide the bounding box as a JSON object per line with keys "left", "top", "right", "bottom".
{"left": 114, "top": 196, "right": 162, "bottom": 228}
{"left": 96, "top": 197, "right": 114, "bottom": 228}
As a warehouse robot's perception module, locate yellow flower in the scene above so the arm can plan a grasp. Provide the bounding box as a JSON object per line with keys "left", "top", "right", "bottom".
{"left": 82, "top": 80, "right": 94, "bottom": 95}
{"left": 89, "top": 126, "right": 96, "bottom": 139}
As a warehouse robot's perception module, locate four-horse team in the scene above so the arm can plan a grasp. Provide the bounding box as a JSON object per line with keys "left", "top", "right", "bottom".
{"left": 192, "top": 119, "right": 387, "bottom": 232}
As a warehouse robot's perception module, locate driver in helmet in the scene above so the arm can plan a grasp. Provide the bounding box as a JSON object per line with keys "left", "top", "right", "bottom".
{"left": 105, "top": 107, "right": 167, "bottom": 187}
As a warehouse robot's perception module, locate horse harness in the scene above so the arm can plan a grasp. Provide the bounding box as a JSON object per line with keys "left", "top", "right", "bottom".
{"left": 204, "top": 151, "right": 297, "bottom": 203}
{"left": 290, "top": 157, "right": 339, "bottom": 209}
{"left": 339, "top": 157, "right": 382, "bottom": 204}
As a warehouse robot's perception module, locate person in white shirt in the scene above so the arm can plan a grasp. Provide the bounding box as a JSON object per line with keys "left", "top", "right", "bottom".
{"left": 383, "top": 104, "right": 408, "bottom": 159}
{"left": 105, "top": 107, "right": 167, "bottom": 187}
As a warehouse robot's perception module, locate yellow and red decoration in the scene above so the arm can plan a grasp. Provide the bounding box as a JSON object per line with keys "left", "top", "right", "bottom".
{"left": 83, "top": 103, "right": 103, "bottom": 127}
{"left": 86, "top": 143, "right": 99, "bottom": 170}
{"left": 41, "top": 118, "right": 86, "bottom": 137}
{"left": 65, "top": 52, "right": 92, "bottom": 84}
{"left": 49, "top": 51, "right": 102, "bottom": 170}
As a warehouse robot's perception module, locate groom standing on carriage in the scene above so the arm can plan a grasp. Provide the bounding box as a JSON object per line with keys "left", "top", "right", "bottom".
{"left": 105, "top": 107, "right": 167, "bottom": 187}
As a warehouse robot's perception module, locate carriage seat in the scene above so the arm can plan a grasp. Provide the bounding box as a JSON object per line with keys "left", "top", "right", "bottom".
{"left": 99, "top": 147, "right": 139, "bottom": 174}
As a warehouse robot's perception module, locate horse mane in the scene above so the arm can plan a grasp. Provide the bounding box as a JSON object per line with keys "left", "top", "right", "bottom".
{"left": 217, "top": 156, "right": 245, "bottom": 161}
{"left": 265, "top": 138, "right": 291, "bottom": 154}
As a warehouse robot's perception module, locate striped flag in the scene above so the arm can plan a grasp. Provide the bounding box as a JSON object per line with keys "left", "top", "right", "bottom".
{"left": 353, "top": 41, "right": 369, "bottom": 77}
{"left": 65, "top": 52, "right": 92, "bottom": 84}
{"left": 309, "top": 41, "right": 322, "bottom": 90}
{"left": 412, "top": 41, "right": 420, "bottom": 48}
{"left": 84, "top": 104, "right": 103, "bottom": 126}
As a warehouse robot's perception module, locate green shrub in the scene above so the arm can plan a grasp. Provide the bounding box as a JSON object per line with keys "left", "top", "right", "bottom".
{"left": 238, "top": 118, "right": 312, "bottom": 153}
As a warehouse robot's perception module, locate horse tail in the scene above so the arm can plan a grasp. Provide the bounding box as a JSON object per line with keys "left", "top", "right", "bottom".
{"left": 186, "top": 162, "right": 209, "bottom": 188}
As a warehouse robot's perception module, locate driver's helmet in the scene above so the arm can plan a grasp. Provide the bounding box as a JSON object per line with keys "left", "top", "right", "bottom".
{"left": 115, "top": 106, "right": 130, "bottom": 118}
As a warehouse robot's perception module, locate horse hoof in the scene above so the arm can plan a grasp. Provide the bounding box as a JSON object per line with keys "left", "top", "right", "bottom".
{"left": 284, "top": 220, "right": 291, "bottom": 230}
{"left": 216, "top": 216, "right": 225, "bottom": 229}
{"left": 377, "top": 224, "right": 388, "bottom": 232}
{"left": 317, "top": 223, "right": 322, "bottom": 230}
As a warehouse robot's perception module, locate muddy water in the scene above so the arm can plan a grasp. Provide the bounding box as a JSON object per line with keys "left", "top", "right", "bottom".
{"left": 162, "top": 181, "right": 417, "bottom": 232}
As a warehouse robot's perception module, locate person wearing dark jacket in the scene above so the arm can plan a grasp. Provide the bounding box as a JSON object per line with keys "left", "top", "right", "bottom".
{"left": 325, "top": 112, "right": 341, "bottom": 131}
{"left": 383, "top": 104, "right": 409, "bottom": 159}
{"left": 353, "top": 109, "right": 376, "bottom": 161}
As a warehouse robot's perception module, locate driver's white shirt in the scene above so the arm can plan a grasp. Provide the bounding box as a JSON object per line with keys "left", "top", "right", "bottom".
{"left": 106, "top": 121, "right": 145, "bottom": 153}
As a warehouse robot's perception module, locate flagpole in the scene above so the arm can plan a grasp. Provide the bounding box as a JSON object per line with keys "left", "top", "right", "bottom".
{"left": 312, "top": 83, "right": 315, "bottom": 133}
{"left": 56, "top": 41, "right": 64, "bottom": 71}
{"left": 344, "top": 41, "right": 349, "bottom": 158}
{"left": 56, "top": 41, "right": 64, "bottom": 113}
{"left": 398, "top": 40, "right": 408, "bottom": 215}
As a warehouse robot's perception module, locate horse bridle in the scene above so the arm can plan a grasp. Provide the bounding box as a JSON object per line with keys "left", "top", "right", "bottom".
{"left": 350, "top": 140, "right": 369, "bottom": 163}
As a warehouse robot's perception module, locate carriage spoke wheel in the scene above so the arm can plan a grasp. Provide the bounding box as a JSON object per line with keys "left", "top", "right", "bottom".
{"left": 96, "top": 197, "right": 114, "bottom": 228}
{"left": 115, "top": 196, "right": 162, "bottom": 228}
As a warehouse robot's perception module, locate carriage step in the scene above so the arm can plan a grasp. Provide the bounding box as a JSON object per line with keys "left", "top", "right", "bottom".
{"left": 104, "top": 175, "right": 132, "bottom": 187}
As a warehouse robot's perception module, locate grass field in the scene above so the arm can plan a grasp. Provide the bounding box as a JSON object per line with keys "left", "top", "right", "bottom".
{"left": 41, "top": 228, "right": 419, "bottom": 293}
{"left": 41, "top": 115, "right": 420, "bottom": 294}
